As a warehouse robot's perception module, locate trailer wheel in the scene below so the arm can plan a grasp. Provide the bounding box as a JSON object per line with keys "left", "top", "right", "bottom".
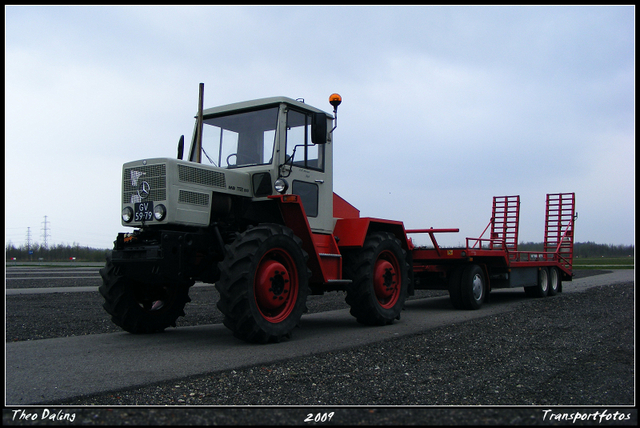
{"left": 216, "top": 224, "right": 310, "bottom": 344}
{"left": 525, "top": 267, "right": 549, "bottom": 298}
{"left": 99, "top": 257, "right": 192, "bottom": 334}
{"left": 344, "top": 232, "right": 408, "bottom": 326}
{"left": 459, "top": 264, "right": 486, "bottom": 310}
{"left": 548, "top": 267, "right": 560, "bottom": 296}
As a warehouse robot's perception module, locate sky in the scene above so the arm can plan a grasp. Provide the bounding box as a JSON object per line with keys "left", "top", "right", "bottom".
{"left": 5, "top": 5, "right": 635, "bottom": 250}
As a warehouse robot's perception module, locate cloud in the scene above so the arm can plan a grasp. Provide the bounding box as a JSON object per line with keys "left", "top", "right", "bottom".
{"left": 5, "top": 5, "right": 634, "bottom": 248}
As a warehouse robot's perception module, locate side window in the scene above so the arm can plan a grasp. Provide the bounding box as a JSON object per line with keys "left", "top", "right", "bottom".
{"left": 292, "top": 180, "right": 319, "bottom": 217}
{"left": 286, "top": 110, "right": 324, "bottom": 171}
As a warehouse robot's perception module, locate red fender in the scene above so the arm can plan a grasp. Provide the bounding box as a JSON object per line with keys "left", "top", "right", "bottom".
{"left": 333, "top": 217, "right": 412, "bottom": 252}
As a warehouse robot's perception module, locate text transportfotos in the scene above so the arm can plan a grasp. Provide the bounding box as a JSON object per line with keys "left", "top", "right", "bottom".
{"left": 542, "top": 409, "right": 631, "bottom": 423}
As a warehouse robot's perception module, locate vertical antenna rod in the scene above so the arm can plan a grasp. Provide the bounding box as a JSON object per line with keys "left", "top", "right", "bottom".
{"left": 195, "top": 83, "right": 204, "bottom": 163}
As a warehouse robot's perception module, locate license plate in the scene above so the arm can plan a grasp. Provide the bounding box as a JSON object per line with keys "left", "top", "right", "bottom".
{"left": 134, "top": 202, "right": 154, "bottom": 222}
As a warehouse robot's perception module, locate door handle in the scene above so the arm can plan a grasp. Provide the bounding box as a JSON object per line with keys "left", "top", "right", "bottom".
{"left": 315, "top": 179, "right": 324, "bottom": 184}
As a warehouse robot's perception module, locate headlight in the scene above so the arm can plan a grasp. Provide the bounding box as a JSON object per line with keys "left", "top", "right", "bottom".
{"left": 153, "top": 204, "right": 167, "bottom": 221}
{"left": 122, "top": 206, "right": 134, "bottom": 223}
{"left": 274, "top": 178, "right": 289, "bottom": 194}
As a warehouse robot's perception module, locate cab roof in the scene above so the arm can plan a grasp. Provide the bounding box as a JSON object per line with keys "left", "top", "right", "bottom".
{"left": 202, "top": 96, "right": 331, "bottom": 118}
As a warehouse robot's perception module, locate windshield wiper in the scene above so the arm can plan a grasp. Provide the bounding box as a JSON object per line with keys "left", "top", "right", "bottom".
{"left": 201, "top": 147, "right": 218, "bottom": 167}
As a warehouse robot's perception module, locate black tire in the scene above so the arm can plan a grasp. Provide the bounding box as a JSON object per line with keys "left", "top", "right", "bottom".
{"left": 216, "top": 224, "right": 310, "bottom": 344}
{"left": 448, "top": 267, "right": 464, "bottom": 309}
{"left": 343, "top": 232, "right": 408, "bottom": 325}
{"left": 460, "top": 264, "right": 486, "bottom": 310}
{"left": 99, "top": 257, "right": 192, "bottom": 334}
{"left": 525, "top": 267, "right": 549, "bottom": 298}
{"left": 548, "top": 266, "right": 560, "bottom": 296}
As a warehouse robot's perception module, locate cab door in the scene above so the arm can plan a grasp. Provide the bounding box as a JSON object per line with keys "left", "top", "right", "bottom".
{"left": 284, "top": 108, "right": 333, "bottom": 233}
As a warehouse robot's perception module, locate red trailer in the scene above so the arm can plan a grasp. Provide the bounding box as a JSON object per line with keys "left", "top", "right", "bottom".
{"left": 407, "top": 193, "right": 577, "bottom": 309}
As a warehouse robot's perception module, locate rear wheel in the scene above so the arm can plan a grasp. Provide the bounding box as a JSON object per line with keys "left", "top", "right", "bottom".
{"left": 99, "top": 257, "right": 192, "bottom": 334}
{"left": 525, "top": 267, "right": 549, "bottom": 298}
{"left": 548, "top": 267, "right": 560, "bottom": 296}
{"left": 344, "top": 232, "right": 408, "bottom": 325}
{"left": 216, "top": 224, "right": 310, "bottom": 343}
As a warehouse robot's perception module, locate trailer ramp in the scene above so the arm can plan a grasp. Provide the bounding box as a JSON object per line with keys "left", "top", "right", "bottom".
{"left": 544, "top": 192, "right": 576, "bottom": 271}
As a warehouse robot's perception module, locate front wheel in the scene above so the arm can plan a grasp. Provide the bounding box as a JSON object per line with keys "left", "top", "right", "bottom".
{"left": 99, "top": 258, "right": 192, "bottom": 334}
{"left": 459, "top": 264, "right": 486, "bottom": 310}
{"left": 216, "top": 224, "right": 310, "bottom": 343}
{"left": 344, "top": 232, "right": 408, "bottom": 325}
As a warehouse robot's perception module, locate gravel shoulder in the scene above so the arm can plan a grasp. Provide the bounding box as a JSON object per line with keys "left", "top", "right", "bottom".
{"left": 4, "top": 270, "right": 636, "bottom": 425}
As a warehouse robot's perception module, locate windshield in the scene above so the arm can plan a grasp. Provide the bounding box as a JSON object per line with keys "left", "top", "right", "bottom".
{"left": 198, "top": 106, "right": 278, "bottom": 168}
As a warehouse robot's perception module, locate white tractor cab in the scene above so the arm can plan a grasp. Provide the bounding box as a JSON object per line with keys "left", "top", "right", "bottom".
{"left": 183, "top": 91, "right": 342, "bottom": 233}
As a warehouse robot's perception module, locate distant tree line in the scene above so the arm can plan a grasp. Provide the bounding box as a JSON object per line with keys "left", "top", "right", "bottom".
{"left": 5, "top": 242, "right": 111, "bottom": 262}
{"left": 5, "top": 240, "right": 634, "bottom": 262}
{"left": 519, "top": 241, "right": 634, "bottom": 258}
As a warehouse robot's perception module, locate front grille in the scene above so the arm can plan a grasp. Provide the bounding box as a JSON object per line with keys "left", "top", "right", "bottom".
{"left": 178, "top": 164, "right": 226, "bottom": 188}
{"left": 123, "top": 164, "right": 167, "bottom": 204}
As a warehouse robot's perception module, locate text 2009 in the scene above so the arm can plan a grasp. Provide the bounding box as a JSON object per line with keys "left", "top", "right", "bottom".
{"left": 304, "top": 412, "right": 335, "bottom": 423}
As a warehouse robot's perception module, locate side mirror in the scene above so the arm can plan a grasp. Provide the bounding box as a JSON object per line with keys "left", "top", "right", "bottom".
{"left": 311, "top": 112, "right": 327, "bottom": 145}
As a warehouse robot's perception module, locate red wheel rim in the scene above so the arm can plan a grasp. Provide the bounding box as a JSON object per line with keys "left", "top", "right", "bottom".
{"left": 373, "top": 250, "right": 401, "bottom": 308}
{"left": 254, "top": 248, "right": 299, "bottom": 323}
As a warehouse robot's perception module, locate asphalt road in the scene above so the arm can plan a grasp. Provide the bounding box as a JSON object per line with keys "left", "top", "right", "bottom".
{"left": 4, "top": 289, "right": 533, "bottom": 405}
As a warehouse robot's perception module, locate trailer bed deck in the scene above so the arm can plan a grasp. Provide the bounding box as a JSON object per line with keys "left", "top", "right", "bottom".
{"left": 407, "top": 193, "right": 576, "bottom": 290}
